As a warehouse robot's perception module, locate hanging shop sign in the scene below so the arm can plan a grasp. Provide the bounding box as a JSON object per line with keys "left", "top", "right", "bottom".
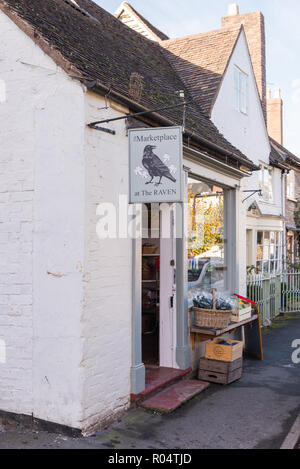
{"left": 129, "top": 126, "right": 183, "bottom": 204}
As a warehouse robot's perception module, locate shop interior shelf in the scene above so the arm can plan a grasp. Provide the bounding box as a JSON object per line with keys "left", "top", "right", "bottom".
{"left": 190, "top": 314, "right": 258, "bottom": 337}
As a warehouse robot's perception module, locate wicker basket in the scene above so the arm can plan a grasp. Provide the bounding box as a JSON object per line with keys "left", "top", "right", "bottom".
{"left": 192, "top": 289, "right": 235, "bottom": 329}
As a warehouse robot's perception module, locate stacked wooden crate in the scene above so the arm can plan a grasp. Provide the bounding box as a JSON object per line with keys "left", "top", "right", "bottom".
{"left": 198, "top": 338, "right": 243, "bottom": 385}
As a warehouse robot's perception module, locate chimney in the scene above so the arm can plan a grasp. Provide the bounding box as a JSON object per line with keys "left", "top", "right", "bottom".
{"left": 228, "top": 4, "right": 240, "bottom": 16}
{"left": 222, "top": 6, "right": 267, "bottom": 121}
{"left": 267, "top": 88, "right": 283, "bottom": 145}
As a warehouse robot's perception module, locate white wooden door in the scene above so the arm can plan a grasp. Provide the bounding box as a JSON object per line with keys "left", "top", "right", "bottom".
{"left": 159, "top": 204, "right": 177, "bottom": 368}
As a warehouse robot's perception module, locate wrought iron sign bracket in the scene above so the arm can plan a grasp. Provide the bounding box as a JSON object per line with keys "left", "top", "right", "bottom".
{"left": 242, "top": 189, "right": 262, "bottom": 203}
{"left": 88, "top": 124, "right": 116, "bottom": 135}
{"left": 87, "top": 101, "right": 190, "bottom": 136}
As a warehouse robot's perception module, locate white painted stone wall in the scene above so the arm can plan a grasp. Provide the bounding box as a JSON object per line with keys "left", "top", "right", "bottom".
{"left": 81, "top": 93, "right": 132, "bottom": 433}
{"left": 0, "top": 11, "right": 85, "bottom": 427}
{"left": 211, "top": 30, "right": 284, "bottom": 285}
{"left": 212, "top": 31, "right": 271, "bottom": 171}
{"left": 211, "top": 31, "right": 283, "bottom": 214}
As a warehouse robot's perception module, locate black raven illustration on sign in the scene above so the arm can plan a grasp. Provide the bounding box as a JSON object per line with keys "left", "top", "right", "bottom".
{"left": 142, "top": 145, "right": 176, "bottom": 186}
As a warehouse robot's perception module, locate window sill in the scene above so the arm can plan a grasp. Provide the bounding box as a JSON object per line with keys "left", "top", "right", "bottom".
{"left": 287, "top": 197, "right": 297, "bottom": 203}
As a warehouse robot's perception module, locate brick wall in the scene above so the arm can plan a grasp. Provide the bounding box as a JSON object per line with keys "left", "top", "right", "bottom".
{"left": 267, "top": 91, "right": 283, "bottom": 145}
{"left": 222, "top": 11, "right": 267, "bottom": 121}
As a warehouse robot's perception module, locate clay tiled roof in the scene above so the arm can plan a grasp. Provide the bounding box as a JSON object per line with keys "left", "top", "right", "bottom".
{"left": 0, "top": 0, "right": 256, "bottom": 169}
{"left": 115, "top": 2, "right": 169, "bottom": 41}
{"left": 161, "top": 26, "right": 242, "bottom": 116}
{"left": 270, "top": 138, "right": 300, "bottom": 169}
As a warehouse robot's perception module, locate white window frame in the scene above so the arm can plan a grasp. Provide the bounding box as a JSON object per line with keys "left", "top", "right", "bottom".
{"left": 234, "top": 66, "right": 248, "bottom": 114}
{"left": 259, "top": 164, "right": 274, "bottom": 203}
{"left": 287, "top": 170, "right": 295, "bottom": 200}
{"left": 256, "top": 231, "right": 283, "bottom": 275}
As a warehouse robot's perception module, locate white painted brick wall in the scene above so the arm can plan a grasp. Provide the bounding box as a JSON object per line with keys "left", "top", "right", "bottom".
{"left": 0, "top": 11, "right": 85, "bottom": 427}
{"left": 0, "top": 10, "right": 133, "bottom": 432}
{"left": 81, "top": 93, "right": 132, "bottom": 433}
{"left": 0, "top": 11, "right": 34, "bottom": 415}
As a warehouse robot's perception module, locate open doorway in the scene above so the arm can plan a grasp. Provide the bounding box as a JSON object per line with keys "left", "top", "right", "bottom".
{"left": 141, "top": 204, "right": 160, "bottom": 365}
{"left": 141, "top": 203, "right": 176, "bottom": 367}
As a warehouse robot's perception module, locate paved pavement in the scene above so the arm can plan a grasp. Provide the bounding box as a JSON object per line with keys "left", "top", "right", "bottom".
{"left": 0, "top": 315, "right": 299, "bottom": 449}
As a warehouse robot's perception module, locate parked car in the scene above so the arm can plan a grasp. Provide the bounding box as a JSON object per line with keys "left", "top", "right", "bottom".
{"left": 188, "top": 257, "right": 225, "bottom": 291}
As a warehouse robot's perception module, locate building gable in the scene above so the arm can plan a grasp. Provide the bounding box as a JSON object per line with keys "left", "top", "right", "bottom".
{"left": 115, "top": 2, "right": 169, "bottom": 41}
{"left": 161, "top": 26, "right": 241, "bottom": 116}
{"left": 211, "top": 29, "right": 270, "bottom": 165}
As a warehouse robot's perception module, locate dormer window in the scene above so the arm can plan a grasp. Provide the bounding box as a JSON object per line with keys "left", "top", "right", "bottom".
{"left": 259, "top": 164, "right": 274, "bottom": 202}
{"left": 234, "top": 66, "right": 248, "bottom": 114}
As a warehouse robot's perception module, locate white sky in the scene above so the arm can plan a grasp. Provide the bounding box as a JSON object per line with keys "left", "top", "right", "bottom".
{"left": 96, "top": 0, "right": 300, "bottom": 155}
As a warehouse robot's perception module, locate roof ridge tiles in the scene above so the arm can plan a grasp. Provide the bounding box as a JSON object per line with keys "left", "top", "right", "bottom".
{"left": 161, "top": 24, "right": 242, "bottom": 45}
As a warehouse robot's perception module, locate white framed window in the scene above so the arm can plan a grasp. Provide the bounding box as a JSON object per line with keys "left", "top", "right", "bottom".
{"left": 287, "top": 170, "right": 295, "bottom": 200}
{"left": 234, "top": 66, "right": 248, "bottom": 114}
{"left": 256, "top": 231, "right": 283, "bottom": 274}
{"left": 259, "top": 164, "right": 274, "bottom": 202}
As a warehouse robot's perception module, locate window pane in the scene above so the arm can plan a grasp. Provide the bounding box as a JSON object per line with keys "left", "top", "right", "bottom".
{"left": 263, "top": 260, "right": 269, "bottom": 273}
{"left": 240, "top": 74, "right": 247, "bottom": 113}
{"left": 268, "top": 169, "right": 273, "bottom": 201}
{"left": 234, "top": 68, "right": 248, "bottom": 113}
{"left": 256, "top": 245, "right": 263, "bottom": 261}
{"left": 287, "top": 170, "right": 295, "bottom": 198}
{"left": 188, "top": 178, "right": 226, "bottom": 292}
{"left": 264, "top": 231, "right": 270, "bottom": 244}
{"left": 234, "top": 69, "right": 239, "bottom": 111}
{"left": 257, "top": 231, "right": 263, "bottom": 245}
{"left": 263, "top": 245, "right": 269, "bottom": 260}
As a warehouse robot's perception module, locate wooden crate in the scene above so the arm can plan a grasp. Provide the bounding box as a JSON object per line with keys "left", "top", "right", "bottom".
{"left": 205, "top": 338, "right": 243, "bottom": 362}
{"left": 231, "top": 305, "right": 252, "bottom": 323}
{"left": 198, "top": 357, "right": 243, "bottom": 385}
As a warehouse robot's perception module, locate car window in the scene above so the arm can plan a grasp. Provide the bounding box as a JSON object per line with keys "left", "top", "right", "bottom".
{"left": 188, "top": 260, "right": 206, "bottom": 283}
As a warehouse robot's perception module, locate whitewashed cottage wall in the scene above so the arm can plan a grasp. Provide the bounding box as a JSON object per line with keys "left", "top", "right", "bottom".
{"left": 81, "top": 93, "right": 132, "bottom": 433}
{"left": 211, "top": 30, "right": 283, "bottom": 292}
{"left": 0, "top": 10, "right": 86, "bottom": 427}
{"left": 211, "top": 31, "right": 271, "bottom": 170}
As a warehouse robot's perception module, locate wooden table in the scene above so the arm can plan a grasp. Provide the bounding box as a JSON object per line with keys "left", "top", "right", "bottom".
{"left": 190, "top": 314, "right": 258, "bottom": 337}
{"left": 189, "top": 312, "right": 263, "bottom": 360}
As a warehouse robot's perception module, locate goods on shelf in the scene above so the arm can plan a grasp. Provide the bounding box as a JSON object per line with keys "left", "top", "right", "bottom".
{"left": 190, "top": 289, "right": 252, "bottom": 329}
